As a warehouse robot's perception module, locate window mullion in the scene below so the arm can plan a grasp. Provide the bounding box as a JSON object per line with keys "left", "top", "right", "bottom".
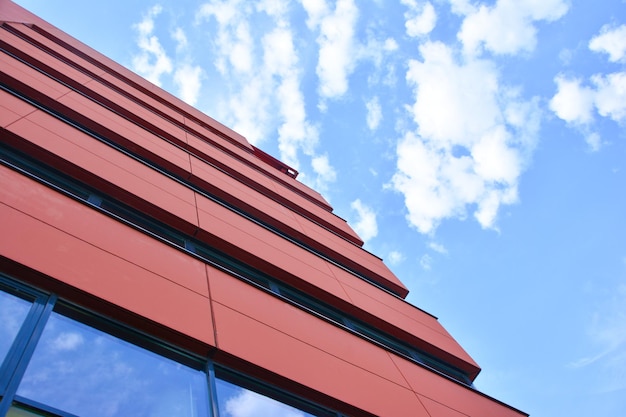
{"left": 0, "top": 294, "right": 56, "bottom": 417}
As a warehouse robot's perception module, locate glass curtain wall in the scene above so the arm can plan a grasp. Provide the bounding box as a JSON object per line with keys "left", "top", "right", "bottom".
{"left": 0, "top": 276, "right": 338, "bottom": 417}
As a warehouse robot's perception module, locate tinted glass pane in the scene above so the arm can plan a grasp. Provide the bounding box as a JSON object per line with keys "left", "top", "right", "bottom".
{"left": 16, "top": 312, "right": 209, "bottom": 417}
{"left": 215, "top": 377, "right": 317, "bottom": 417}
{"left": 0, "top": 290, "right": 32, "bottom": 367}
{"left": 6, "top": 405, "right": 47, "bottom": 417}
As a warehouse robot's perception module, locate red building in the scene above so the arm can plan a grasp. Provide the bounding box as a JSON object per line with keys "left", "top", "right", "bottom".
{"left": 0, "top": 1, "right": 526, "bottom": 416}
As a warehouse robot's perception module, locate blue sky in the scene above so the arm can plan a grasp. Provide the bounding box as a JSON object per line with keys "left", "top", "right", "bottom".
{"left": 12, "top": 0, "right": 626, "bottom": 416}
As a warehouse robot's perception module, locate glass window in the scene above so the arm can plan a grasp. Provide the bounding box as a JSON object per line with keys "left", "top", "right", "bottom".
{"left": 0, "top": 290, "right": 32, "bottom": 369}
{"left": 6, "top": 405, "right": 48, "bottom": 417}
{"left": 15, "top": 312, "right": 209, "bottom": 417}
{"left": 214, "top": 376, "right": 321, "bottom": 417}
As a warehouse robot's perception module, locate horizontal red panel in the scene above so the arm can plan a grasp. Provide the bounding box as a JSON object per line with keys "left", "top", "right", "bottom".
{"left": 0, "top": 88, "right": 34, "bottom": 127}
{"left": 6, "top": 109, "right": 199, "bottom": 229}
{"left": 186, "top": 134, "right": 362, "bottom": 241}
{"left": 296, "top": 218, "right": 408, "bottom": 296}
{"left": 0, "top": 202, "right": 215, "bottom": 347}
{"left": 189, "top": 156, "right": 306, "bottom": 235}
{"left": 0, "top": 25, "right": 93, "bottom": 85}
{"left": 0, "top": 164, "right": 207, "bottom": 296}
{"left": 207, "top": 266, "right": 409, "bottom": 388}
{"left": 418, "top": 396, "right": 469, "bottom": 417}
{"left": 82, "top": 79, "right": 189, "bottom": 139}
{"left": 57, "top": 91, "right": 192, "bottom": 175}
{"left": 0, "top": 50, "right": 70, "bottom": 100}
{"left": 190, "top": 155, "right": 406, "bottom": 295}
{"left": 182, "top": 115, "right": 252, "bottom": 153}
{"left": 195, "top": 193, "right": 351, "bottom": 301}
{"left": 5, "top": 22, "right": 108, "bottom": 79}
{"left": 339, "top": 279, "right": 479, "bottom": 374}
{"left": 212, "top": 301, "right": 430, "bottom": 417}
{"left": 391, "top": 355, "right": 526, "bottom": 417}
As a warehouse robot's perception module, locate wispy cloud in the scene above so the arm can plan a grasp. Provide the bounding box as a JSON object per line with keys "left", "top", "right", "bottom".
{"left": 350, "top": 199, "right": 378, "bottom": 243}
{"left": 428, "top": 242, "right": 448, "bottom": 254}
{"left": 550, "top": 24, "right": 626, "bottom": 151}
{"left": 131, "top": 5, "right": 173, "bottom": 86}
{"left": 225, "top": 387, "right": 306, "bottom": 417}
{"left": 303, "top": 0, "right": 359, "bottom": 102}
{"left": 387, "top": 250, "right": 406, "bottom": 266}
{"left": 570, "top": 282, "right": 626, "bottom": 393}
{"left": 365, "top": 96, "right": 382, "bottom": 130}
{"left": 420, "top": 253, "right": 433, "bottom": 271}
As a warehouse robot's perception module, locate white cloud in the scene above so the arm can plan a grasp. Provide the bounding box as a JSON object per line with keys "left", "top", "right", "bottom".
{"left": 592, "top": 71, "right": 626, "bottom": 122}
{"left": 225, "top": 388, "right": 306, "bottom": 417}
{"left": 131, "top": 5, "right": 173, "bottom": 86}
{"left": 420, "top": 254, "right": 433, "bottom": 270}
{"left": 195, "top": 0, "right": 334, "bottom": 190}
{"left": 303, "top": 0, "right": 359, "bottom": 100}
{"left": 350, "top": 199, "right": 378, "bottom": 243}
{"left": 549, "top": 23, "right": 626, "bottom": 151}
{"left": 549, "top": 75, "right": 595, "bottom": 125}
{"left": 570, "top": 283, "right": 626, "bottom": 392}
{"left": 389, "top": 41, "right": 540, "bottom": 234}
{"left": 173, "top": 63, "right": 204, "bottom": 105}
{"left": 52, "top": 332, "right": 84, "bottom": 351}
{"left": 401, "top": 0, "right": 437, "bottom": 38}
{"left": 365, "top": 96, "right": 382, "bottom": 130}
{"left": 387, "top": 250, "right": 406, "bottom": 265}
{"left": 589, "top": 24, "right": 626, "bottom": 63}
{"left": 428, "top": 242, "right": 447, "bottom": 254}
{"left": 310, "top": 154, "right": 337, "bottom": 192}
{"left": 456, "top": 0, "right": 569, "bottom": 56}
{"left": 172, "top": 27, "right": 188, "bottom": 51}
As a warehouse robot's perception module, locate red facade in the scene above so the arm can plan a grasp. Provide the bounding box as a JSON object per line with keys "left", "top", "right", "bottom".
{"left": 0, "top": 1, "right": 526, "bottom": 416}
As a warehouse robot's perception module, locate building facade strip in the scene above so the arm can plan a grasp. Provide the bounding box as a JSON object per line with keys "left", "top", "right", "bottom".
{"left": 0, "top": 275, "right": 355, "bottom": 417}
{"left": 0, "top": 50, "right": 407, "bottom": 295}
{"left": 0, "top": 24, "right": 371, "bottom": 253}
{"left": 393, "top": 355, "right": 527, "bottom": 417}
{"left": 2, "top": 110, "right": 200, "bottom": 230}
{"left": 5, "top": 25, "right": 342, "bottom": 218}
{"left": 0, "top": 203, "right": 216, "bottom": 349}
{"left": 0, "top": 141, "right": 473, "bottom": 383}
{"left": 0, "top": 2, "right": 527, "bottom": 415}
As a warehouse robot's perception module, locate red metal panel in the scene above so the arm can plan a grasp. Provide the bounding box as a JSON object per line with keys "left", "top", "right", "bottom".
{"left": 0, "top": 25, "right": 93, "bottom": 85}
{"left": 211, "top": 301, "right": 431, "bottom": 417}
{"left": 0, "top": 165, "right": 208, "bottom": 296}
{"left": 189, "top": 155, "right": 307, "bottom": 235}
{"left": 207, "top": 266, "right": 409, "bottom": 388}
{"left": 0, "top": 88, "right": 34, "bottom": 127}
{"left": 186, "top": 133, "right": 363, "bottom": 242}
{"left": 418, "top": 396, "right": 471, "bottom": 417}
{"left": 6, "top": 109, "right": 199, "bottom": 229}
{"left": 57, "top": 91, "right": 192, "bottom": 175}
{"left": 5, "top": 22, "right": 109, "bottom": 79}
{"left": 0, "top": 51, "right": 70, "bottom": 100}
{"left": 296, "top": 217, "right": 409, "bottom": 296}
{"left": 81, "top": 79, "right": 189, "bottom": 139}
{"left": 391, "top": 355, "right": 526, "bottom": 417}
{"left": 0, "top": 202, "right": 215, "bottom": 348}
{"left": 195, "top": 192, "right": 352, "bottom": 301}
{"left": 339, "top": 279, "right": 479, "bottom": 374}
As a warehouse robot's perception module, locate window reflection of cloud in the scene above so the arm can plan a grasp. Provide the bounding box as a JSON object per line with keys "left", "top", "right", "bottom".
{"left": 216, "top": 379, "right": 312, "bottom": 417}
{"left": 17, "top": 312, "right": 207, "bottom": 417}
{"left": 50, "top": 331, "right": 84, "bottom": 351}
{"left": 224, "top": 389, "right": 308, "bottom": 417}
{"left": 0, "top": 291, "right": 31, "bottom": 362}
